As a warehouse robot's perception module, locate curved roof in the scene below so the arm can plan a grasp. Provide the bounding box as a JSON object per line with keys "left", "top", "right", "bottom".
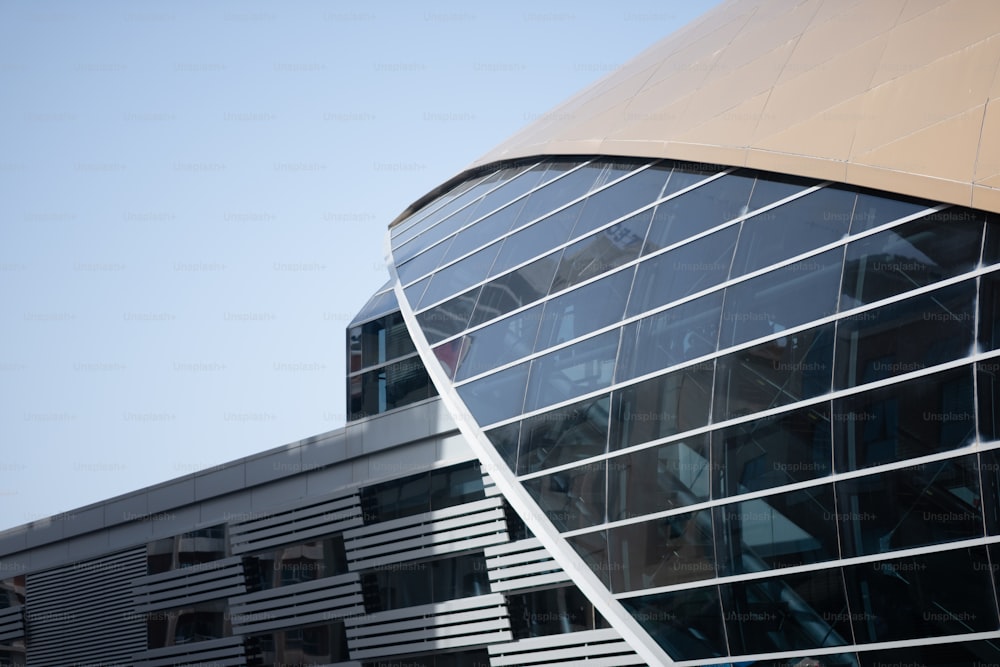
{"left": 472, "top": 0, "right": 1000, "bottom": 213}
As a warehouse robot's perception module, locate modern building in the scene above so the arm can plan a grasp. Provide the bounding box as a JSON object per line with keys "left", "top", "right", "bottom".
{"left": 3, "top": 0, "right": 1000, "bottom": 665}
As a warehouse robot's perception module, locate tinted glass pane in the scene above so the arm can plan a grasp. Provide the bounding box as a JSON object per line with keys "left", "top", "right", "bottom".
{"left": 642, "top": 172, "right": 755, "bottom": 254}
{"left": 416, "top": 286, "right": 481, "bottom": 345}
{"left": 393, "top": 174, "right": 490, "bottom": 247}
{"left": 841, "top": 211, "right": 983, "bottom": 308}
{"left": 550, "top": 209, "right": 652, "bottom": 293}
{"left": 848, "top": 188, "right": 935, "bottom": 234}
{"left": 514, "top": 164, "right": 602, "bottom": 229}
{"left": 535, "top": 269, "right": 633, "bottom": 353}
{"left": 713, "top": 323, "right": 834, "bottom": 422}
{"left": 393, "top": 175, "right": 482, "bottom": 241}
{"left": 844, "top": 547, "right": 998, "bottom": 643}
{"left": 720, "top": 248, "right": 843, "bottom": 349}
{"left": 429, "top": 461, "right": 485, "bottom": 512}
{"left": 618, "top": 293, "right": 723, "bottom": 381}
{"left": 721, "top": 568, "right": 852, "bottom": 654}
{"left": 523, "top": 462, "right": 605, "bottom": 531}
{"left": 980, "top": 361, "right": 1000, "bottom": 444}
{"left": 451, "top": 305, "right": 544, "bottom": 382}
{"left": 485, "top": 422, "right": 519, "bottom": 471}
{"left": 833, "top": 366, "right": 975, "bottom": 472}
{"left": 713, "top": 403, "right": 832, "bottom": 498}
{"left": 469, "top": 252, "right": 560, "bottom": 328}
{"left": 570, "top": 164, "right": 671, "bottom": 238}
{"left": 980, "top": 271, "right": 1000, "bottom": 352}
{"left": 523, "top": 329, "right": 620, "bottom": 413}
{"left": 465, "top": 164, "right": 545, "bottom": 225}
{"left": 609, "top": 510, "right": 716, "bottom": 592}
{"left": 859, "top": 641, "right": 1000, "bottom": 667}
{"left": 566, "top": 531, "right": 610, "bottom": 587}
{"left": 507, "top": 585, "right": 607, "bottom": 639}
{"left": 441, "top": 200, "right": 523, "bottom": 266}
{"left": 621, "top": 587, "right": 726, "bottom": 661}
{"left": 456, "top": 361, "right": 529, "bottom": 427}
{"left": 746, "top": 172, "right": 814, "bottom": 212}
{"left": 396, "top": 235, "right": 451, "bottom": 285}
{"left": 979, "top": 448, "right": 1000, "bottom": 536}
{"left": 516, "top": 395, "right": 610, "bottom": 476}
{"left": 490, "top": 201, "right": 583, "bottom": 277}
{"left": 985, "top": 217, "right": 1000, "bottom": 265}
{"left": 731, "top": 186, "right": 855, "bottom": 278}
{"left": 835, "top": 280, "right": 976, "bottom": 390}
{"left": 627, "top": 224, "right": 738, "bottom": 317}
{"left": 661, "top": 162, "right": 719, "bottom": 198}
{"left": 417, "top": 240, "right": 501, "bottom": 308}
{"left": 607, "top": 435, "right": 711, "bottom": 521}
{"left": 836, "top": 455, "right": 982, "bottom": 558}
{"left": 714, "top": 484, "right": 839, "bottom": 576}
{"left": 609, "top": 363, "right": 714, "bottom": 451}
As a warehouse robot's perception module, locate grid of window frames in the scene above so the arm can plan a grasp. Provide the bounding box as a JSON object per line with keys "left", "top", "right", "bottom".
{"left": 389, "top": 156, "right": 1000, "bottom": 662}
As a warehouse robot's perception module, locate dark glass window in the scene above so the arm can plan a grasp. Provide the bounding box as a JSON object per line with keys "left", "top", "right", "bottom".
{"left": 835, "top": 280, "right": 976, "bottom": 390}
{"left": 642, "top": 172, "right": 755, "bottom": 254}
{"left": 746, "top": 172, "right": 814, "bottom": 212}
{"left": 535, "top": 269, "right": 633, "bottom": 353}
{"left": 859, "top": 641, "right": 1000, "bottom": 667}
{"left": 490, "top": 201, "right": 583, "bottom": 277}
{"left": 456, "top": 361, "right": 529, "bottom": 426}
{"left": 981, "top": 448, "right": 1000, "bottom": 535}
{"left": 848, "top": 187, "right": 935, "bottom": 234}
{"left": 348, "top": 356, "right": 437, "bottom": 421}
{"left": 713, "top": 323, "right": 834, "bottom": 422}
{"left": 730, "top": 185, "right": 856, "bottom": 278}
{"left": 450, "top": 305, "right": 544, "bottom": 382}
{"left": 713, "top": 403, "right": 832, "bottom": 498}
{"left": 416, "top": 286, "right": 481, "bottom": 345}
{"left": 485, "top": 421, "right": 519, "bottom": 471}
{"left": 516, "top": 395, "right": 610, "bottom": 476}
{"left": 0, "top": 575, "right": 24, "bottom": 609}
{"left": 396, "top": 236, "right": 451, "bottom": 286}
{"left": 621, "top": 587, "right": 727, "bottom": 661}
{"left": 361, "top": 552, "right": 490, "bottom": 612}
{"left": 609, "top": 363, "right": 714, "bottom": 451}
{"left": 627, "top": 224, "right": 738, "bottom": 317}
{"left": 550, "top": 209, "right": 652, "bottom": 293}
{"left": 985, "top": 216, "right": 1000, "bottom": 265}
{"left": 618, "top": 293, "right": 723, "bottom": 382}
{"left": 349, "top": 311, "right": 416, "bottom": 372}
{"left": 468, "top": 252, "right": 560, "bottom": 328}
{"left": 523, "top": 329, "right": 620, "bottom": 413}
{"left": 417, "top": 240, "right": 501, "bottom": 308}
{"left": 512, "top": 163, "right": 603, "bottom": 232}
{"left": 608, "top": 510, "right": 716, "bottom": 592}
{"left": 507, "top": 585, "right": 608, "bottom": 639}
{"left": 714, "top": 484, "right": 839, "bottom": 576}
{"left": 721, "top": 568, "right": 853, "bottom": 655}
{"left": 980, "top": 361, "right": 1000, "bottom": 444}
{"left": 836, "top": 455, "right": 983, "bottom": 558}
{"left": 843, "top": 547, "right": 998, "bottom": 644}
{"left": 247, "top": 622, "right": 350, "bottom": 666}
{"left": 841, "top": 210, "right": 983, "bottom": 309}
{"left": 607, "top": 434, "right": 711, "bottom": 522}
{"left": 147, "top": 525, "right": 227, "bottom": 575}
{"left": 363, "top": 649, "right": 490, "bottom": 667}
{"left": 719, "top": 248, "right": 843, "bottom": 349}
{"left": 980, "top": 271, "right": 1000, "bottom": 352}
{"left": 147, "top": 600, "right": 230, "bottom": 648}
{"left": 523, "top": 462, "right": 605, "bottom": 532}
{"left": 360, "top": 461, "right": 485, "bottom": 524}
{"left": 569, "top": 163, "right": 671, "bottom": 238}
{"left": 566, "top": 530, "right": 610, "bottom": 587}
{"left": 248, "top": 536, "right": 349, "bottom": 591}
{"left": 833, "top": 366, "right": 975, "bottom": 472}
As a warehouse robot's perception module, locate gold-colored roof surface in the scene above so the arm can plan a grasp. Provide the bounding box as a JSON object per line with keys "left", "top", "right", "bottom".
{"left": 472, "top": 0, "right": 1000, "bottom": 213}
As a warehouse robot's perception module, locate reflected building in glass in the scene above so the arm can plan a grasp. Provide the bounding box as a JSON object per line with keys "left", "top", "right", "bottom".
{"left": 3, "top": 1, "right": 1000, "bottom": 665}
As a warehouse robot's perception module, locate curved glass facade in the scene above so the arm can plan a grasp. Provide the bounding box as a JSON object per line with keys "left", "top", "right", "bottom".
{"left": 388, "top": 156, "right": 1000, "bottom": 663}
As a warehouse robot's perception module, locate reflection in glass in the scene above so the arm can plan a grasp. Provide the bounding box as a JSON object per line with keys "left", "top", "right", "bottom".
{"left": 714, "top": 484, "right": 839, "bottom": 575}
{"left": 147, "top": 600, "right": 230, "bottom": 648}
{"left": 147, "top": 525, "right": 227, "bottom": 575}
{"left": 981, "top": 361, "right": 1000, "bottom": 445}
{"left": 417, "top": 241, "right": 501, "bottom": 308}
{"left": 469, "top": 252, "right": 560, "bottom": 328}
{"left": 746, "top": 172, "right": 813, "bottom": 212}
{"left": 450, "top": 305, "right": 544, "bottom": 382}
{"left": 566, "top": 530, "right": 610, "bottom": 587}
{"left": 608, "top": 510, "right": 716, "bottom": 592}
{"left": 523, "top": 462, "right": 605, "bottom": 531}
{"left": 835, "top": 281, "right": 976, "bottom": 390}
{"left": 490, "top": 201, "right": 583, "bottom": 277}
{"left": 248, "top": 622, "right": 350, "bottom": 666}
{"left": 621, "top": 587, "right": 726, "bottom": 660}
{"left": 618, "top": 294, "right": 722, "bottom": 382}
{"left": 512, "top": 164, "right": 603, "bottom": 233}
{"left": 859, "top": 641, "right": 1000, "bottom": 667}
{"left": 833, "top": 366, "right": 975, "bottom": 472}
{"left": 361, "top": 461, "right": 485, "bottom": 524}
{"left": 848, "top": 188, "right": 935, "bottom": 234}
{"left": 516, "top": 395, "right": 610, "bottom": 475}
{"left": 456, "top": 361, "right": 529, "bottom": 427}
{"left": 523, "top": 329, "right": 620, "bottom": 413}
{"left": 362, "top": 552, "right": 490, "bottom": 612}
{"left": 714, "top": 323, "right": 833, "bottom": 422}
{"left": 607, "top": 435, "right": 710, "bottom": 521}
{"left": 980, "top": 271, "right": 1000, "bottom": 352}
{"left": 713, "top": 404, "right": 832, "bottom": 498}
{"left": 836, "top": 455, "right": 982, "bottom": 558}
{"left": 249, "top": 536, "right": 349, "bottom": 591}
{"left": 535, "top": 269, "right": 633, "bottom": 353}
{"left": 507, "top": 585, "right": 608, "bottom": 639}
{"left": 417, "top": 286, "right": 481, "bottom": 345}
{"left": 550, "top": 210, "right": 652, "bottom": 293}
{"left": 569, "top": 164, "right": 670, "bottom": 238}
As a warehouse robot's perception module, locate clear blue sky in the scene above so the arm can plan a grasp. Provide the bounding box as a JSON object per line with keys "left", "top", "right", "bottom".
{"left": 0, "top": 0, "right": 720, "bottom": 532}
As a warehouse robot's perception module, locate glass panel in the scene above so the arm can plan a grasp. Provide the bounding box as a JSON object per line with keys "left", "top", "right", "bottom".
{"left": 393, "top": 175, "right": 481, "bottom": 240}
{"left": 859, "top": 641, "right": 1000, "bottom": 667}
{"left": 417, "top": 240, "right": 501, "bottom": 308}
{"left": 485, "top": 422, "right": 519, "bottom": 471}
{"left": 985, "top": 216, "right": 1000, "bottom": 265}
{"left": 981, "top": 361, "right": 1000, "bottom": 444}
{"left": 513, "top": 164, "right": 603, "bottom": 229}
{"left": 980, "top": 447, "right": 1000, "bottom": 535}
{"left": 462, "top": 164, "right": 539, "bottom": 223}
{"left": 642, "top": 172, "right": 755, "bottom": 254}
{"left": 507, "top": 585, "right": 608, "bottom": 639}
{"left": 617, "top": 293, "right": 723, "bottom": 382}
{"left": 608, "top": 510, "right": 716, "bottom": 592}
{"left": 489, "top": 201, "right": 583, "bottom": 277}
{"left": 621, "top": 587, "right": 727, "bottom": 661}
{"left": 835, "top": 280, "right": 976, "bottom": 390}
{"left": 609, "top": 363, "right": 714, "bottom": 451}
{"left": 713, "top": 403, "right": 832, "bottom": 498}
{"left": 402, "top": 274, "right": 430, "bottom": 307}
{"left": 381, "top": 357, "right": 435, "bottom": 412}
{"left": 416, "top": 286, "right": 481, "bottom": 345}
{"left": 843, "top": 547, "right": 998, "bottom": 643}
{"left": 848, "top": 187, "right": 935, "bottom": 234}
{"left": 456, "top": 361, "right": 529, "bottom": 427}
{"left": 451, "top": 305, "right": 544, "bottom": 382}
{"left": 836, "top": 455, "right": 982, "bottom": 558}
{"left": 661, "top": 162, "right": 720, "bottom": 198}
{"left": 349, "top": 282, "right": 397, "bottom": 326}
{"left": 391, "top": 173, "right": 490, "bottom": 249}
{"left": 523, "top": 329, "right": 620, "bottom": 413}
{"left": 627, "top": 224, "right": 738, "bottom": 317}
{"left": 980, "top": 271, "right": 1000, "bottom": 352}
{"left": 354, "top": 311, "right": 415, "bottom": 370}
{"left": 251, "top": 536, "right": 349, "bottom": 590}
{"left": 713, "top": 323, "right": 834, "bottom": 422}
{"left": 720, "top": 247, "right": 843, "bottom": 349}
{"left": 721, "top": 568, "right": 853, "bottom": 654}
{"left": 550, "top": 209, "right": 652, "bottom": 293}
{"left": 516, "top": 395, "right": 610, "bottom": 476}
{"left": 730, "top": 185, "right": 855, "bottom": 278}
{"left": 749, "top": 654, "right": 860, "bottom": 667}
{"left": 396, "top": 235, "right": 451, "bottom": 285}
{"left": 714, "top": 484, "right": 839, "bottom": 576}
{"left": 566, "top": 530, "right": 610, "bottom": 587}
{"left": 570, "top": 164, "right": 671, "bottom": 238}
{"left": 535, "top": 269, "right": 633, "bottom": 353}
{"left": 607, "top": 434, "right": 711, "bottom": 521}
{"left": 833, "top": 366, "right": 975, "bottom": 472}
{"left": 429, "top": 461, "right": 485, "bottom": 512}
{"left": 523, "top": 461, "right": 605, "bottom": 531}
{"left": 841, "top": 211, "right": 983, "bottom": 308}
{"left": 469, "top": 252, "right": 560, "bottom": 328}
{"left": 746, "top": 172, "right": 814, "bottom": 212}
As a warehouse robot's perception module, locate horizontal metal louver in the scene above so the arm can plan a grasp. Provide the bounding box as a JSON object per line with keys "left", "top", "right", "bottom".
{"left": 132, "top": 635, "right": 246, "bottom": 667}
{"left": 344, "top": 593, "right": 511, "bottom": 660}
{"left": 25, "top": 547, "right": 146, "bottom": 667}
{"left": 229, "top": 493, "right": 363, "bottom": 555}
{"left": 0, "top": 604, "right": 24, "bottom": 643}
{"left": 487, "top": 628, "right": 645, "bottom": 666}
{"left": 484, "top": 539, "right": 570, "bottom": 592}
{"left": 344, "top": 497, "right": 508, "bottom": 570}
{"left": 132, "top": 556, "right": 245, "bottom": 613}
{"left": 228, "top": 571, "right": 364, "bottom": 634}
